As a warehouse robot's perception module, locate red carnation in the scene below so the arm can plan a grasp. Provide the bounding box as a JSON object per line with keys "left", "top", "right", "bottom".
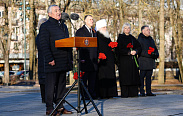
{"left": 148, "top": 47, "right": 155, "bottom": 55}
{"left": 98, "top": 53, "right": 107, "bottom": 60}
{"left": 73, "top": 72, "right": 85, "bottom": 80}
{"left": 127, "top": 43, "right": 139, "bottom": 68}
{"left": 108, "top": 42, "right": 118, "bottom": 48}
{"left": 73, "top": 72, "right": 78, "bottom": 80}
{"left": 80, "top": 72, "right": 85, "bottom": 77}
{"left": 127, "top": 43, "right": 133, "bottom": 48}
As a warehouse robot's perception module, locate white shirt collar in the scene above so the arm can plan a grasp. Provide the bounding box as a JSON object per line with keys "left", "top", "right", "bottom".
{"left": 85, "top": 25, "right": 93, "bottom": 37}
{"left": 85, "top": 25, "right": 92, "bottom": 32}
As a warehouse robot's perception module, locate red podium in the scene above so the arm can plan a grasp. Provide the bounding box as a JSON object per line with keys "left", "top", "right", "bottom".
{"left": 51, "top": 37, "right": 101, "bottom": 116}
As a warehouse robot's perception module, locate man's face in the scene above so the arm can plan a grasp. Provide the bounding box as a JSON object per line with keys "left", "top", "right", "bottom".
{"left": 85, "top": 16, "right": 93, "bottom": 28}
{"left": 48, "top": 6, "right": 61, "bottom": 20}
{"left": 142, "top": 27, "right": 150, "bottom": 37}
{"left": 99, "top": 26, "right": 107, "bottom": 32}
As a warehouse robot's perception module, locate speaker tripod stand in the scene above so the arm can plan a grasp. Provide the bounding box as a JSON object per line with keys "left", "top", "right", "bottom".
{"left": 50, "top": 48, "right": 102, "bottom": 116}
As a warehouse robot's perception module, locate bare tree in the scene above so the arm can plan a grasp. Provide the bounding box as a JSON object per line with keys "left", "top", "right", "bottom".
{"left": 176, "top": 0, "right": 183, "bottom": 82}
{"left": 158, "top": 0, "right": 165, "bottom": 84}
{"left": 138, "top": 0, "right": 142, "bottom": 34}
{"left": 168, "top": 0, "right": 183, "bottom": 82}
{"left": 29, "top": 0, "right": 37, "bottom": 80}
{"left": 0, "top": 0, "right": 14, "bottom": 85}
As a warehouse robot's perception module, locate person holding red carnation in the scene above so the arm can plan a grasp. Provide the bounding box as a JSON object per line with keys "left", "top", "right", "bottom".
{"left": 116, "top": 23, "right": 142, "bottom": 98}
{"left": 96, "top": 19, "right": 118, "bottom": 99}
{"left": 138, "top": 25, "right": 159, "bottom": 97}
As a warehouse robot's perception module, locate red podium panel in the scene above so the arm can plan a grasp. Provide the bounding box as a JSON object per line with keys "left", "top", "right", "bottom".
{"left": 55, "top": 37, "right": 97, "bottom": 47}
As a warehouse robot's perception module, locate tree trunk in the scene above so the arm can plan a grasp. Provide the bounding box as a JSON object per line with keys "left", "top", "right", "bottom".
{"left": 29, "top": 0, "right": 36, "bottom": 80}
{"left": 55, "top": 0, "right": 60, "bottom": 7}
{"left": 168, "top": 0, "right": 183, "bottom": 82}
{"left": 119, "top": 0, "right": 124, "bottom": 34}
{"left": 158, "top": 0, "right": 165, "bottom": 84}
{"left": 138, "top": 0, "right": 142, "bottom": 34}
{"left": 176, "top": 0, "right": 183, "bottom": 82}
{"left": 63, "top": 0, "right": 71, "bottom": 12}
{"left": 2, "top": 1, "right": 12, "bottom": 85}
{"left": 45, "top": 0, "right": 48, "bottom": 15}
{"left": 4, "top": 51, "right": 9, "bottom": 85}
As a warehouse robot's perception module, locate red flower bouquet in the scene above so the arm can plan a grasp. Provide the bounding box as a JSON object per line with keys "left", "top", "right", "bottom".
{"left": 73, "top": 72, "right": 85, "bottom": 80}
{"left": 98, "top": 53, "right": 107, "bottom": 60}
{"left": 148, "top": 47, "right": 155, "bottom": 55}
{"left": 127, "top": 43, "right": 139, "bottom": 68}
{"left": 108, "top": 42, "right": 118, "bottom": 48}
{"left": 108, "top": 42, "right": 118, "bottom": 51}
{"left": 127, "top": 43, "right": 133, "bottom": 48}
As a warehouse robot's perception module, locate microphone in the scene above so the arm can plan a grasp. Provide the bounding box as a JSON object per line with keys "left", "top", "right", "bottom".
{"left": 70, "top": 13, "right": 79, "bottom": 20}
{"left": 61, "top": 12, "right": 69, "bottom": 20}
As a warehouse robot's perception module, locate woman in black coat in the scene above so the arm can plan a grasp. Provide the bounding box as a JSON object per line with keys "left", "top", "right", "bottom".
{"left": 116, "top": 23, "right": 142, "bottom": 98}
{"left": 96, "top": 19, "right": 118, "bottom": 99}
{"left": 35, "top": 18, "right": 47, "bottom": 103}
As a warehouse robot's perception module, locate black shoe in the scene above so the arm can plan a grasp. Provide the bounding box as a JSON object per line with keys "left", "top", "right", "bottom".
{"left": 139, "top": 93, "right": 146, "bottom": 97}
{"left": 146, "top": 93, "right": 156, "bottom": 96}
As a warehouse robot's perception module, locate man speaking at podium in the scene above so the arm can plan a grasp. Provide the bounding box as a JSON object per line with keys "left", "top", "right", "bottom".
{"left": 75, "top": 15, "right": 98, "bottom": 100}
{"left": 39, "top": 5, "right": 73, "bottom": 115}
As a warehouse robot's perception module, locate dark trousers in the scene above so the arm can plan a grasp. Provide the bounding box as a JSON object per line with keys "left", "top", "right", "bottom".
{"left": 40, "top": 84, "right": 45, "bottom": 103}
{"left": 82, "top": 71, "right": 97, "bottom": 98}
{"left": 121, "top": 85, "right": 138, "bottom": 97}
{"left": 39, "top": 74, "right": 46, "bottom": 103}
{"left": 140, "top": 70, "right": 153, "bottom": 94}
{"left": 45, "top": 71, "right": 66, "bottom": 110}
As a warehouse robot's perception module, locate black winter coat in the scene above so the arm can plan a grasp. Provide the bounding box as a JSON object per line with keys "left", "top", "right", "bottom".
{"left": 137, "top": 33, "right": 159, "bottom": 70}
{"left": 116, "top": 34, "right": 141, "bottom": 86}
{"left": 36, "top": 34, "right": 44, "bottom": 73}
{"left": 75, "top": 25, "right": 98, "bottom": 72}
{"left": 35, "top": 34, "right": 45, "bottom": 84}
{"left": 39, "top": 17, "right": 72, "bottom": 73}
{"left": 97, "top": 31, "right": 117, "bottom": 98}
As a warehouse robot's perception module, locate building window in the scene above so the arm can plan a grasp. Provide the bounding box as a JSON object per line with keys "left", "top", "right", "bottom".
{"left": 0, "top": 11, "right": 4, "bottom": 17}
{"left": 0, "top": 11, "right": 3, "bottom": 17}
{"left": 11, "top": 28, "right": 18, "bottom": 41}
{"left": 14, "top": 43, "right": 19, "bottom": 50}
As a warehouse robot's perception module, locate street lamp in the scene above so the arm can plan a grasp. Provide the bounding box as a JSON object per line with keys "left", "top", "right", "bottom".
{"left": 19, "top": 1, "right": 31, "bottom": 80}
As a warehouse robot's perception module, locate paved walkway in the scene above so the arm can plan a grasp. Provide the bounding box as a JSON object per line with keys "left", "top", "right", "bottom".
{"left": 0, "top": 85, "right": 183, "bottom": 116}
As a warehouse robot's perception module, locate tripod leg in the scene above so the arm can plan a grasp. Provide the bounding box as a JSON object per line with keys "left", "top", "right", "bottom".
{"left": 50, "top": 80, "right": 78, "bottom": 116}
{"left": 80, "top": 80, "right": 102, "bottom": 116}
{"left": 77, "top": 78, "right": 81, "bottom": 114}
{"left": 80, "top": 83, "right": 88, "bottom": 114}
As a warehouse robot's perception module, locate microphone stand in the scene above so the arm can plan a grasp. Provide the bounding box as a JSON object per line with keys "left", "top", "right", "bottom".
{"left": 50, "top": 17, "right": 102, "bottom": 116}
{"left": 69, "top": 18, "right": 77, "bottom": 36}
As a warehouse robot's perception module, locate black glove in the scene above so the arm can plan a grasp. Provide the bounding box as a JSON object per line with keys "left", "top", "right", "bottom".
{"left": 151, "top": 52, "right": 159, "bottom": 59}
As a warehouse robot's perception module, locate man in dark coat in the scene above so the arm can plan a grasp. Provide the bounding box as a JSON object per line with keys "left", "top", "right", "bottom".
{"left": 138, "top": 25, "right": 159, "bottom": 97}
{"left": 96, "top": 19, "right": 118, "bottom": 99}
{"left": 75, "top": 15, "right": 98, "bottom": 99}
{"left": 39, "top": 5, "right": 72, "bottom": 115}
{"left": 35, "top": 18, "right": 47, "bottom": 103}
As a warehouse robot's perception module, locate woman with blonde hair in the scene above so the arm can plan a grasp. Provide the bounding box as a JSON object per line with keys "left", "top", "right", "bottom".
{"left": 116, "top": 23, "right": 141, "bottom": 98}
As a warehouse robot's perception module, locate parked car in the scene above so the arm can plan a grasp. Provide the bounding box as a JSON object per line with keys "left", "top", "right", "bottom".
{"left": 0, "top": 71, "right": 15, "bottom": 84}
{"left": 13, "top": 70, "right": 29, "bottom": 80}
